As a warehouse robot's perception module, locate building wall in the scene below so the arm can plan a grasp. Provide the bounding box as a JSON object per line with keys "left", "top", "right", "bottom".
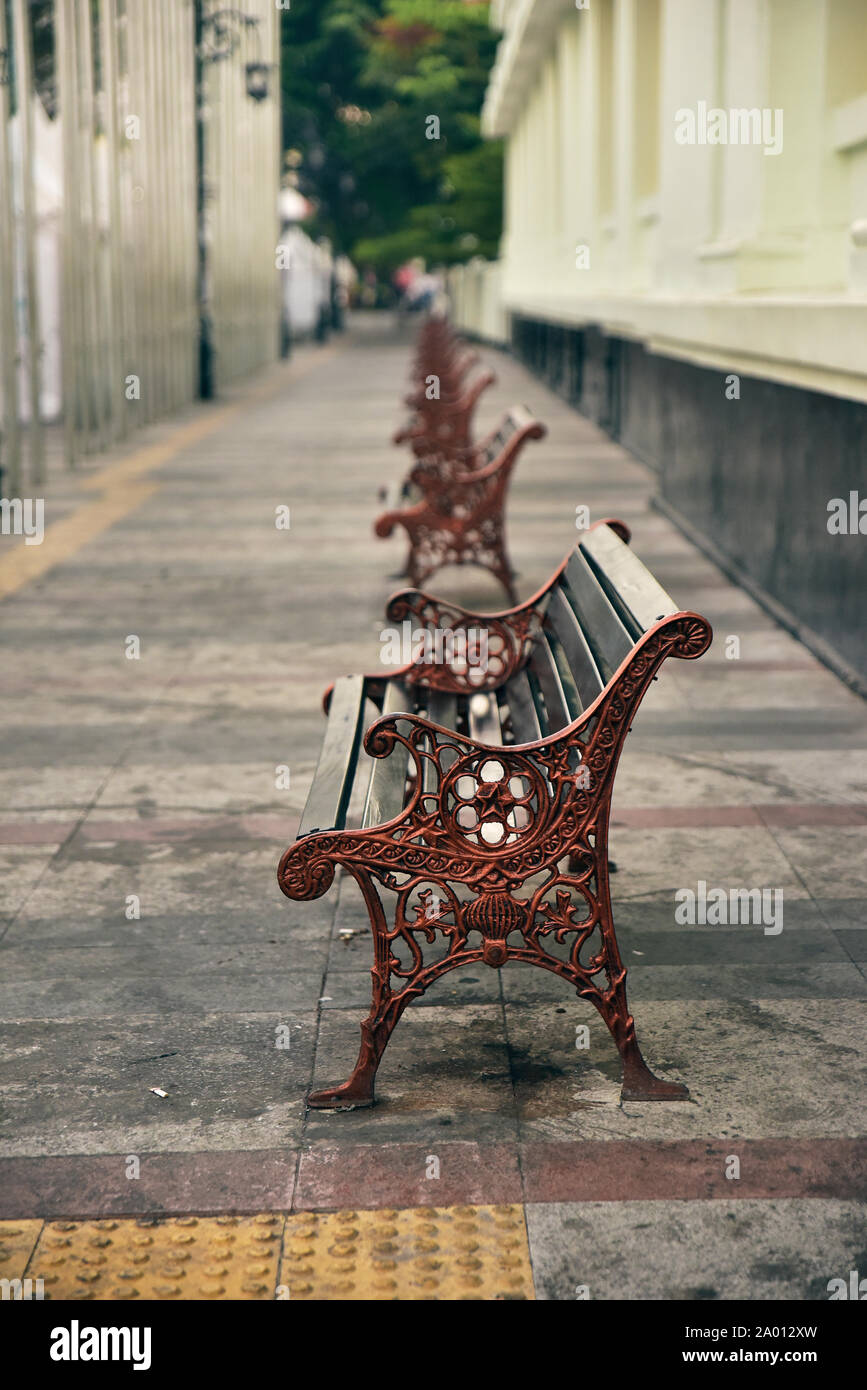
{"left": 0, "top": 0, "right": 282, "bottom": 491}
{"left": 474, "top": 0, "right": 867, "bottom": 688}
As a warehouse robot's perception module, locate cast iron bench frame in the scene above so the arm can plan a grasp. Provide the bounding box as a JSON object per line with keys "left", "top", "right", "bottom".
{"left": 393, "top": 365, "right": 497, "bottom": 455}
{"left": 375, "top": 405, "right": 547, "bottom": 602}
{"left": 279, "top": 520, "right": 712, "bottom": 1111}
{"left": 394, "top": 319, "right": 491, "bottom": 456}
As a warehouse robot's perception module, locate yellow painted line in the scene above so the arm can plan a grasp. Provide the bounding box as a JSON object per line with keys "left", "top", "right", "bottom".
{"left": 0, "top": 1220, "right": 44, "bottom": 1288}
{"left": 0, "top": 342, "right": 343, "bottom": 604}
{"left": 0, "top": 483, "right": 159, "bottom": 602}
{"left": 79, "top": 408, "right": 241, "bottom": 493}
{"left": 80, "top": 343, "right": 342, "bottom": 494}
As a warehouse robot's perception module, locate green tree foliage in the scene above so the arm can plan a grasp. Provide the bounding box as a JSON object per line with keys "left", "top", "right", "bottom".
{"left": 280, "top": 0, "right": 502, "bottom": 273}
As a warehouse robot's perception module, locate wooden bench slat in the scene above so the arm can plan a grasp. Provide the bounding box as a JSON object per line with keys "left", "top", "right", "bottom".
{"left": 580, "top": 525, "right": 679, "bottom": 634}
{"left": 503, "top": 669, "right": 542, "bottom": 744}
{"left": 298, "top": 675, "right": 367, "bottom": 837}
{"left": 528, "top": 638, "right": 571, "bottom": 733}
{"left": 422, "top": 690, "right": 459, "bottom": 794}
{"left": 563, "top": 550, "right": 635, "bottom": 682}
{"left": 361, "top": 679, "right": 413, "bottom": 829}
{"left": 424, "top": 689, "right": 459, "bottom": 730}
{"left": 546, "top": 584, "right": 605, "bottom": 711}
{"left": 468, "top": 690, "right": 503, "bottom": 746}
{"left": 482, "top": 427, "right": 507, "bottom": 466}
{"left": 546, "top": 628, "right": 584, "bottom": 722}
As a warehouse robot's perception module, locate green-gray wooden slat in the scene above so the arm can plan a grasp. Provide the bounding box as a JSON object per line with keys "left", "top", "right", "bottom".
{"left": 424, "top": 689, "right": 459, "bottom": 731}
{"left": 468, "top": 690, "right": 503, "bottom": 745}
{"left": 502, "top": 669, "right": 543, "bottom": 744}
{"left": 546, "top": 584, "right": 605, "bottom": 711}
{"left": 546, "top": 628, "right": 584, "bottom": 722}
{"left": 298, "top": 675, "right": 367, "bottom": 837}
{"left": 482, "top": 421, "right": 512, "bottom": 466}
{"left": 526, "top": 664, "right": 551, "bottom": 738}
{"left": 483, "top": 431, "right": 503, "bottom": 465}
{"left": 563, "top": 549, "right": 635, "bottom": 682}
{"left": 580, "top": 524, "right": 679, "bottom": 634}
{"left": 528, "top": 638, "right": 571, "bottom": 733}
{"left": 361, "top": 679, "right": 414, "bottom": 829}
{"left": 422, "top": 689, "right": 459, "bottom": 794}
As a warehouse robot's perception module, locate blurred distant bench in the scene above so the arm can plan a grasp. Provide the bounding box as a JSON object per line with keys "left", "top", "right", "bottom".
{"left": 375, "top": 404, "right": 546, "bottom": 604}
{"left": 278, "top": 520, "right": 712, "bottom": 1112}
{"left": 393, "top": 317, "right": 495, "bottom": 456}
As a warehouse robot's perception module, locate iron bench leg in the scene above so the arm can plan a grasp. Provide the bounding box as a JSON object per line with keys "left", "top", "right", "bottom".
{"left": 590, "top": 820, "right": 689, "bottom": 1101}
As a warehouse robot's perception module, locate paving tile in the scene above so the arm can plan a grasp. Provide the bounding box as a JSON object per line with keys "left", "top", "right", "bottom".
{"left": 7, "top": 846, "right": 297, "bottom": 923}
{"left": 280, "top": 1203, "right": 532, "bottom": 1300}
{"left": 764, "top": 826, "right": 867, "bottom": 899}
{"left": 519, "top": 1138, "right": 867, "bottom": 1203}
{"left": 0, "top": 1013, "right": 316, "bottom": 1157}
{"left": 525, "top": 1199, "right": 867, "bottom": 1301}
{"left": 605, "top": 824, "right": 810, "bottom": 902}
{"left": 0, "top": 1153, "right": 298, "bottom": 1221}
{"left": 28, "top": 1213, "right": 284, "bottom": 1300}
{"left": 834, "top": 928, "right": 867, "bottom": 962}
{"left": 505, "top": 998, "right": 867, "bottom": 1143}
{"left": 0, "top": 965, "right": 326, "bottom": 1019}
{"left": 0, "top": 1219, "right": 43, "bottom": 1282}
{"left": 306, "top": 1004, "right": 519, "bottom": 1146}
{"left": 294, "top": 1145, "right": 523, "bottom": 1212}
{"left": 622, "top": 962, "right": 867, "bottom": 1001}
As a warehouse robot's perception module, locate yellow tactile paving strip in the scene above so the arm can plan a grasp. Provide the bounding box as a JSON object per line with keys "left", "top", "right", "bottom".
{"left": 0, "top": 1206, "right": 534, "bottom": 1301}
{"left": 13, "top": 1215, "right": 283, "bottom": 1301}
{"left": 0, "top": 1221, "right": 43, "bottom": 1286}
{"left": 281, "top": 1205, "right": 533, "bottom": 1301}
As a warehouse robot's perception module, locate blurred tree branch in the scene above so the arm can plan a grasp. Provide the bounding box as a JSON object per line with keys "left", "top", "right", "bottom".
{"left": 280, "top": 0, "right": 502, "bottom": 275}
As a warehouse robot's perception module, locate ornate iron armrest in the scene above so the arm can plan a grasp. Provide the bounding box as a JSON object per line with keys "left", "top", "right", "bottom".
{"left": 452, "top": 419, "right": 547, "bottom": 486}
{"left": 384, "top": 586, "right": 547, "bottom": 691}
{"left": 373, "top": 493, "right": 432, "bottom": 539}
{"left": 455, "top": 370, "right": 496, "bottom": 414}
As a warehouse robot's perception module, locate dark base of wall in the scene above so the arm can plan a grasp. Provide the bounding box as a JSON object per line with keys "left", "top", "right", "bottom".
{"left": 511, "top": 314, "right": 867, "bottom": 694}
{"left": 654, "top": 494, "right": 866, "bottom": 700}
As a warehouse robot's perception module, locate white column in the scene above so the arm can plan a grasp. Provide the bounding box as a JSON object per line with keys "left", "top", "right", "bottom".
{"left": 656, "top": 0, "right": 721, "bottom": 290}
{"left": 557, "top": 9, "right": 584, "bottom": 288}
{"left": 613, "top": 0, "right": 637, "bottom": 287}
{"left": 715, "top": 0, "right": 767, "bottom": 249}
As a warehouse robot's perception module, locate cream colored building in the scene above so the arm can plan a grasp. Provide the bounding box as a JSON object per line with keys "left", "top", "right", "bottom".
{"left": 450, "top": 0, "right": 867, "bottom": 688}
{"left": 453, "top": 0, "right": 867, "bottom": 399}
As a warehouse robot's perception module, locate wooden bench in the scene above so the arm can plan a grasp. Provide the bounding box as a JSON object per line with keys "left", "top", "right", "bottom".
{"left": 393, "top": 365, "right": 497, "bottom": 455}
{"left": 278, "top": 520, "right": 713, "bottom": 1111}
{"left": 393, "top": 317, "right": 494, "bottom": 455}
{"left": 376, "top": 405, "right": 546, "bottom": 602}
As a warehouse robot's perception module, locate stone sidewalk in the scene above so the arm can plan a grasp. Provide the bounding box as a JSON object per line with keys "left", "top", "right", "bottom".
{"left": 0, "top": 313, "right": 865, "bottom": 1300}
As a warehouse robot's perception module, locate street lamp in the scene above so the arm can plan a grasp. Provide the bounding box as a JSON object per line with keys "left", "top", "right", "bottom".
{"left": 199, "top": 7, "right": 273, "bottom": 100}
{"left": 244, "top": 61, "right": 270, "bottom": 103}
{"left": 195, "top": 4, "right": 274, "bottom": 399}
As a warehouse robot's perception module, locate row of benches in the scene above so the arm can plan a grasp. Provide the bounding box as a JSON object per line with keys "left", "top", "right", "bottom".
{"left": 279, "top": 319, "right": 713, "bottom": 1112}
{"left": 375, "top": 318, "right": 545, "bottom": 603}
